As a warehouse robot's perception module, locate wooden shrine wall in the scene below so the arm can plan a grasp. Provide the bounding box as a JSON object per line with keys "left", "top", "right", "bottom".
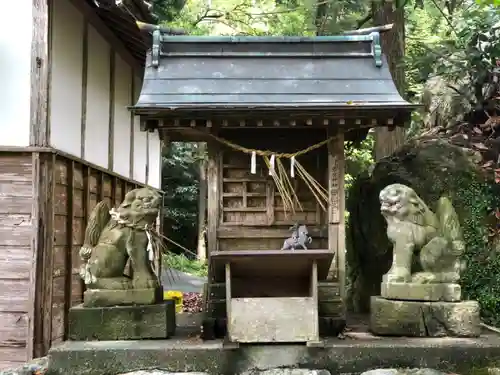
{"left": 0, "top": 152, "right": 36, "bottom": 368}
{"left": 217, "top": 146, "right": 329, "bottom": 252}
{"left": 33, "top": 151, "right": 149, "bottom": 357}
{"left": 205, "top": 128, "right": 346, "bottom": 327}
{"left": 209, "top": 129, "right": 332, "bottom": 253}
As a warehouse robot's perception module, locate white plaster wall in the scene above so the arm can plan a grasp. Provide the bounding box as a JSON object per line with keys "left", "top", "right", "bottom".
{"left": 0, "top": 2, "right": 33, "bottom": 146}
{"left": 147, "top": 130, "right": 162, "bottom": 189}
{"left": 49, "top": 0, "right": 83, "bottom": 156}
{"left": 85, "top": 25, "right": 110, "bottom": 169}
{"left": 133, "top": 76, "right": 147, "bottom": 183}
{"left": 46, "top": 1, "right": 159, "bottom": 186}
{"left": 112, "top": 55, "right": 132, "bottom": 177}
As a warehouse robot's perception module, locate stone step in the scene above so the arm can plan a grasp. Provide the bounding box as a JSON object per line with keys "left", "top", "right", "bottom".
{"left": 318, "top": 299, "right": 344, "bottom": 317}
{"left": 48, "top": 336, "right": 500, "bottom": 375}
{"left": 206, "top": 298, "right": 226, "bottom": 317}
{"left": 318, "top": 282, "right": 340, "bottom": 300}
{"left": 319, "top": 317, "right": 345, "bottom": 337}
{"left": 118, "top": 370, "right": 332, "bottom": 375}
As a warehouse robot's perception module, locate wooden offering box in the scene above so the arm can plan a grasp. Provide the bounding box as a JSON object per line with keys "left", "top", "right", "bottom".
{"left": 211, "top": 249, "right": 334, "bottom": 344}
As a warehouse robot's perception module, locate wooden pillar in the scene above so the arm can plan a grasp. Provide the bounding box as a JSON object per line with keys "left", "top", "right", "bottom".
{"left": 206, "top": 139, "right": 220, "bottom": 258}
{"left": 129, "top": 67, "right": 135, "bottom": 179}
{"left": 30, "top": 0, "right": 51, "bottom": 146}
{"left": 64, "top": 161, "right": 75, "bottom": 339}
{"left": 327, "top": 132, "right": 345, "bottom": 303}
{"left": 30, "top": 0, "right": 51, "bottom": 358}
{"left": 80, "top": 21, "right": 88, "bottom": 159}
{"left": 107, "top": 49, "right": 115, "bottom": 171}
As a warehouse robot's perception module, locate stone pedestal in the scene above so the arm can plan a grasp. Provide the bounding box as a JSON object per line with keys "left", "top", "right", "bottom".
{"left": 68, "top": 301, "right": 176, "bottom": 340}
{"left": 370, "top": 296, "right": 481, "bottom": 337}
{"left": 381, "top": 282, "right": 461, "bottom": 302}
{"left": 83, "top": 288, "right": 162, "bottom": 307}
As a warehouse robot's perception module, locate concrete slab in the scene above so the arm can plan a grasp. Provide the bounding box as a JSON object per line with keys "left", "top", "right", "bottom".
{"left": 48, "top": 333, "right": 500, "bottom": 375}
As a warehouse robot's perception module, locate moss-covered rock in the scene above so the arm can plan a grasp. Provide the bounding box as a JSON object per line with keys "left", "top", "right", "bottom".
{"left": 347, "top": 138, "right": 500, "bottom": 324}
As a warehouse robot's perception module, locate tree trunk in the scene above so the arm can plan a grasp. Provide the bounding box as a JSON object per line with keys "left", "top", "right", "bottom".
{"left": 372, "top": 0, "right": 406, "bottom": 160}
{"left": 314, "top": 0, "right": 329, "bottom": 35}
{"left": 197, "top": 142, "right": 207, "bottom": 262}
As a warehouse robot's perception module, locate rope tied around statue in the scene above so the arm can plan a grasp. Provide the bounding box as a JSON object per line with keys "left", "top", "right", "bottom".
{"left": 204, "top": 132, "right": 338, "bottom": 213}
{"left": 79, "top": 206, "right": 163, "bottom": 285}
{"left": 78, "top": 187, "right": 197, "bottom": 289}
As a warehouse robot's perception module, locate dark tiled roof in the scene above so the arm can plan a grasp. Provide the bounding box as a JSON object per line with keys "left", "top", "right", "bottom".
{"left": 132, "top": 34, "right": 418, "bottom": 120}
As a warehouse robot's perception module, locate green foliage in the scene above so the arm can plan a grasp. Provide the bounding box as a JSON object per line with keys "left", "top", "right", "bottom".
{"left": 163, "top": 252, "right": 208, "bottom": 276}
{"left": 160, "top": 0, "right": 371, "bottom": 36}
{"left": 407, "top": 2, "right": 500, "bottom": 114}
{"left": 161, "top": 142, "right": 200, "bottom": 254}
{"left": 345, "top": 135, "right": 374, "bottom": 197}
{"left": 476, "top": 0, "right": 500, "bottom": 6}
{"left": 152, "top": 0, "right": 187, "bottom": 22}
{"left": 455, "top": 180, "right": 500, "bottom": 325}
{"left": 405, "top": 5, "right": 446, "bottom": 97}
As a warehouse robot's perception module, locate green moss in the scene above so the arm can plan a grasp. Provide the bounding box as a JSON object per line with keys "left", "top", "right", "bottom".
{"left": 467, "top": 367, "right": 494, "bottom": 375}
{"left": 450, "top": 177, "right": 500, "bottom": 326}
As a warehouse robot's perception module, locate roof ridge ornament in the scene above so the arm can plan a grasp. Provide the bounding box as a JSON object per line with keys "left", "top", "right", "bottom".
{"left": 370, "top": 31, "right": 383, "bottom": 67}
{"left": 152, "top": 28, "right": 161, "bottom": 68}
{"left": 149, "top": 33, "right": 384, "bottom": 69}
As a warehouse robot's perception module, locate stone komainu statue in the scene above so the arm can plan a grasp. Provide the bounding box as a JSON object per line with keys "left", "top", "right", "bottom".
{"left": 79, "top": 187, "right": 162, "bottom": 291}
{"left": 379, "top": 183, "right": 466, "bottom": 284}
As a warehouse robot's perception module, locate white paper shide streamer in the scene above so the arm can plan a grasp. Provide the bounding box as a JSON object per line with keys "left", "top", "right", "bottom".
{"left": 250, "top": 151, "right": 257, "bottom": 174}
{"left": 145, "top": 226, "right": 154, "bottom": 262}
{"left": 269, "top": 154, "right": 275, "bottom": 176}
{"left": 290, "top": 156, "right": 295, "bottom": 178}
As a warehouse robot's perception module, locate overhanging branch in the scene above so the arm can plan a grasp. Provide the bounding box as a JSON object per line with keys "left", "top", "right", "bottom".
{"left": 343, "top": 23, "right": 393, "bottom": 35}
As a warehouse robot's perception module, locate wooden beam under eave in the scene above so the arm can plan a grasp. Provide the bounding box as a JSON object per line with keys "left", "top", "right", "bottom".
{"left": 108, "top": 49, "right": 116, "bottom": 171}
{"left": 207, "top": 138, "right": 220, "bottom": 260}
{"left": 327, "top": 131, "right": 346, "bottom": 309}
{"left": 67, "top": 0, "right": 142, "bottom": 74}
{"left": 80, "top": 21, "right": 89, "bottom": 159}
{"left": 30, "top": 0, "right": 51, "bottom": 146}
{"left": 129, "top": 66, "right": 135, "bottom": 179}
{"left": 30, "top": 152, "right": 41, "bottom": 358}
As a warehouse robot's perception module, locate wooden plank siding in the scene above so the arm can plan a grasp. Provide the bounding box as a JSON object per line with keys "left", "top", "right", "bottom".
{"left": 0, "top": 153, "right": 35, "bottom": 369}
{"left": 0, "top": 149, "right": 154, "bottom": 369}
{"left": 205, "top": 129, "right": 346, "bottom": 327}
{"left": 35, "top": 152, "right": 143, "bottom": 355}
{"left": 213, "top": 130, "right": 329, "bottom": 254}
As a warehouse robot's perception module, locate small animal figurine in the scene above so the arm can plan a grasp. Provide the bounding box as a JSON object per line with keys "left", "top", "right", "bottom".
{"left": 281, "top": 223, "right": 312, "bottom": 250}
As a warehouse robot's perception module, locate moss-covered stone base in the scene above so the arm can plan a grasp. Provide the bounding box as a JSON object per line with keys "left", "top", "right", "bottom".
{"left": 68, "top": 301, "right": 176, "bottom": 340}
{"left": 370, "top": 296, "right": 481, "bottom": 337}
{"left": 83, "top": 287, "right": 162, "bottom": 307}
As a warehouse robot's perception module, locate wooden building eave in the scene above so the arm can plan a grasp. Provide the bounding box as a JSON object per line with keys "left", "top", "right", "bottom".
{"left": 136, "top": 104, "right": 419, "bottom": 137}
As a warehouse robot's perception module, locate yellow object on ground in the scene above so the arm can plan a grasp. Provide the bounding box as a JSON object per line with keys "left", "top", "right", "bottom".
{"left": 164, "top": 290, "right": 183, "bottom": 313}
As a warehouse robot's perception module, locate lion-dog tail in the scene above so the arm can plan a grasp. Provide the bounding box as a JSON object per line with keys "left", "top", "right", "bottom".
{"left": 82, "top": 201, "right": 111, "bottom": 252}
{"left": 436, "top": 196, "right": 466, "bottom": 262}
